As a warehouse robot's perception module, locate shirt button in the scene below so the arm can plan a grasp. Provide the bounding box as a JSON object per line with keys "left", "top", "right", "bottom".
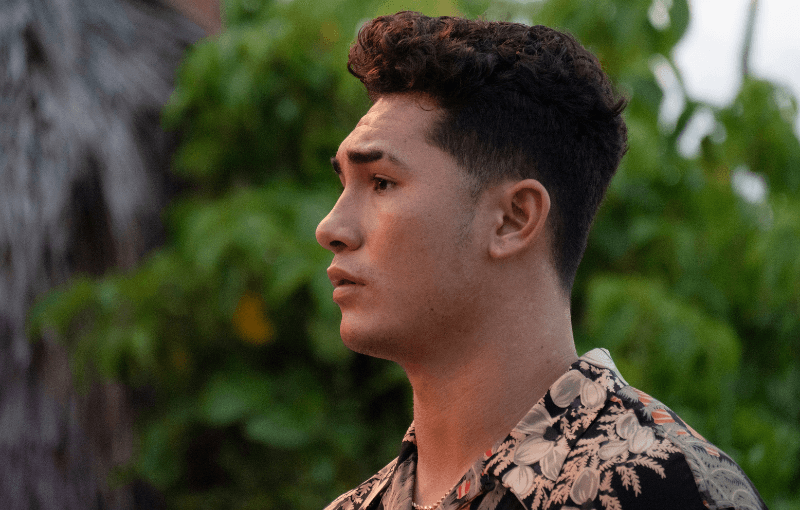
{"left": 480, "top": 474, "right": 496, "bottom": 492}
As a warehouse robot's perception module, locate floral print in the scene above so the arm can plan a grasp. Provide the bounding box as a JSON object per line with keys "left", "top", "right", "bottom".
{"left": 325, "top": 348, "right": 766, "bottom": 510}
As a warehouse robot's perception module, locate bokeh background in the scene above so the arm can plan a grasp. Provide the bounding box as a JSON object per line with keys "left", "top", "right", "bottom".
{"left": 3, "top": 0, "right": 799, "bottom": 508}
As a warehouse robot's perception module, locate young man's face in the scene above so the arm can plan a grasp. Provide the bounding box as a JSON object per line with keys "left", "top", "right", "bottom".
{"left": 315, "top": 94, "right": 487, "bottom": 363}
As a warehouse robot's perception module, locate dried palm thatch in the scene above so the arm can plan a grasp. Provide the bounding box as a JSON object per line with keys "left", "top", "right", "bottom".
{"left": 0, "top": 0, "right": 202, "bottom": 507}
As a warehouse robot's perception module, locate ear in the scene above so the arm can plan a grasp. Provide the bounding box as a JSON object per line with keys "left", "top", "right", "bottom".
{"left": 488, "top": 179, "right": 551, "bottom": 259}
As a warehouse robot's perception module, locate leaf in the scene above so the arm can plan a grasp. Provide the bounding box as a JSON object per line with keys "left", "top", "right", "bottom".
{"left": 199, "top": 369, "right": 273, "bottom": 426}
{"left": 245, "top": 407, "right": 311, "bottom": 449}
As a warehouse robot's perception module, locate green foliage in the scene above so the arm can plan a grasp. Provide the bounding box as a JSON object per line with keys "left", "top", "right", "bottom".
{"left": 30, "top": 0, "right": 799, "bottom": 507}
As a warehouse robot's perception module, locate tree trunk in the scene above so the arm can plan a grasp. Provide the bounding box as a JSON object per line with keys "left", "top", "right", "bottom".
{"left": 0, "top": 0, "right": 203, "bottom": 507}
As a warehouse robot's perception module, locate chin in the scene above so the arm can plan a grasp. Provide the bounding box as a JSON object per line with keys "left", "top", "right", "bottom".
{"left": 339, "top": 318, "right": 409, "bottom": 362}
{"left": 339, "top": 317, "right": 441, "bottom": 366}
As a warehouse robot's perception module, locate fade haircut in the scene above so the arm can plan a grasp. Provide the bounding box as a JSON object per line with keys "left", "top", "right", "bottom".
{"left": 347, "top": 12, "right": 628, "bottom": 292}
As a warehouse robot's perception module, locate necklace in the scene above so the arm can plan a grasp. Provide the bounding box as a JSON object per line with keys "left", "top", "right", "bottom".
{"left": 411, "top": 481, "right": 459, "bottom": 510}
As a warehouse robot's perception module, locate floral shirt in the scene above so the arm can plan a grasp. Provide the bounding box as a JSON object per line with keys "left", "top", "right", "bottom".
{"left": 324, "top": 348, "right": 767, "bottom": 510}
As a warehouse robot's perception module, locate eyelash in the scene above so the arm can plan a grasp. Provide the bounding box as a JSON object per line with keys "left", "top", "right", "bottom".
{"left": 372, "top": 176, "right": 393, "bottom": 193}
{"left": 335, "top": 175, "right": 394, "bottom": 193}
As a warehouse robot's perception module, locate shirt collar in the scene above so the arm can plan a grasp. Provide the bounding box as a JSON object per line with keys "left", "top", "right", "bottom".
{"left": 482, "top": 348, "right": 627, "bottom": 506}
{"left": 365, "top": 348, "right": 627, "bottom": 510}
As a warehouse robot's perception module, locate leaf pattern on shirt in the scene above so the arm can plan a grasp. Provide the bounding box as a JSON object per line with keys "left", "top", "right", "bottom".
{"left": 534, "top": 370, "right": 683, "bottom": 509}
{"left": 485, "top": 438, "right": 517, "bottom": 476}
{"left": 324, "top": 348, "right": 766, "bottom": 510}
{"left": 659, "top": 423, "right": 766, "bottom": 510}
{"left": 598, "top": 493, "right": 623, "bottom": 510}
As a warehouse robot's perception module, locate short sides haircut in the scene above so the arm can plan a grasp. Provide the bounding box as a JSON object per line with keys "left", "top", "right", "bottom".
{"left": 347, "top": 12, "right": 628, "bottom": 292}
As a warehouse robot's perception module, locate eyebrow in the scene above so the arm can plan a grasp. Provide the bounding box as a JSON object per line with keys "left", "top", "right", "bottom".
{"left": 330, "top": 148, "right": 406, "bottom": 175}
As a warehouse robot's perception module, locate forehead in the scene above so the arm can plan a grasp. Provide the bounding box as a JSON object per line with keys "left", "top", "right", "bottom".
{"left": 338, "top": 95, "right": 440, "bottom": 156}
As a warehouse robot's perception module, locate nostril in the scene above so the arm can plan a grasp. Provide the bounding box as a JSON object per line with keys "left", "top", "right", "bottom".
{"left": 316, "top": 210, "right": 360, "bottom": 252}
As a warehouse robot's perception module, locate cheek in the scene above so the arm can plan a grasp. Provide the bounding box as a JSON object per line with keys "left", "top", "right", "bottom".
{"left": 375, "top": 211, "right": 442, "bottom": 269}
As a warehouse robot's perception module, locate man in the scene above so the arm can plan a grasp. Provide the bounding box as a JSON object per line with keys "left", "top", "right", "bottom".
{"left": 316, "top": 11, "right": 765, "bottom": 510}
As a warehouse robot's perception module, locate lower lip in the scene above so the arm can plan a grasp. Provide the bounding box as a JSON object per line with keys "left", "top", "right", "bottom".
{"left": 332, "top": 283, "right": 363, "bottom": 302}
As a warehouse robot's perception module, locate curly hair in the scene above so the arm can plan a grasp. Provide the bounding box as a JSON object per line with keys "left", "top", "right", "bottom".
{"left": 347, "top": 12, "right": 628, "bottom": 292}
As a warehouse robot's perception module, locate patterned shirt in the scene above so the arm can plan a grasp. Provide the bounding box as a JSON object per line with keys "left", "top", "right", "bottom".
{"left": 324, "top": 348, "right": 767, "bottom": 510}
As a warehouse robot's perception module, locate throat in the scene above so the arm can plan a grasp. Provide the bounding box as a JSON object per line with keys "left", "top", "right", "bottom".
{"left": 409, "top": 377, "right": 496, "bottom": 509}
{"left": 407, "top": 342, "right": 578, "bottom": 507}
{"left": 413, "top": 457, "right": 469, "bottom": 510}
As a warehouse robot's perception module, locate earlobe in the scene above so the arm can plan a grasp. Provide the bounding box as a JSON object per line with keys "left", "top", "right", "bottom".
{"left": 488, "top": 179, "right": 550, "bottom": 259}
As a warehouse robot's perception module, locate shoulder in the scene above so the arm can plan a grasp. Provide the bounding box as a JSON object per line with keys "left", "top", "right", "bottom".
{"left": 622, "top": 386, "right": 766, "bottom": 510}
{"left": 324, "top": 457, "right": 398, "bottom": 510}
{"left": 615, "top": 385, "right": 765, "bottom": 509}
{"left": 553, "top": 378, "right": 767, "bottom": 510}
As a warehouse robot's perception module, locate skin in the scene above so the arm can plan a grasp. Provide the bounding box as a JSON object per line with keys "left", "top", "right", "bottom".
{"left": 316, "top": 94, "right": 578, "bottom": 507}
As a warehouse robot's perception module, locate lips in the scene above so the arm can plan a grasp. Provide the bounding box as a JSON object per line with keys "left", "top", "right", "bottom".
{"left": 327, "top": 266, "right": 365, "bottom": 288}
{"left": 327, "top": 266, "right": 365, "bottom": 303}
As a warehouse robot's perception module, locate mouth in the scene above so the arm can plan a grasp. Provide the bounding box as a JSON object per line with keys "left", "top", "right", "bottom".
{"left": 330, "top": 270, "right": 364, "bottom": 304}
{"left": 327, "top": 266, "right": 365, "bottom": 288}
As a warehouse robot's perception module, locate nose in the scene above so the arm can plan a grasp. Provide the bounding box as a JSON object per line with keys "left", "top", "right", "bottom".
{"left": 315, "top": 194, "right": 362, "bottom": 253}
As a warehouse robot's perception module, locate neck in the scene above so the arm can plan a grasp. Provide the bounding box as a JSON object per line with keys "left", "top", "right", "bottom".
{"left": 402, "top": 292, "right": 577, "bottom": 507}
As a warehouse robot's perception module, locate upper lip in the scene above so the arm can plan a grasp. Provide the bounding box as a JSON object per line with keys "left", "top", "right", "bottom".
{"left": 327, "top": 266, "right": 365, "bottom": 287}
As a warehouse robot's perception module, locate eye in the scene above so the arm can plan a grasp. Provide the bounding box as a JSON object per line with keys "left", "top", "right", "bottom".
{"left": 372, "top": 176, "right": 393, "bottom": 193}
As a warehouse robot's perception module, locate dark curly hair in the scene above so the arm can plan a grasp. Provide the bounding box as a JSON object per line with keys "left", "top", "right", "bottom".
{"left": 347, "top": 12, "right": 628, "bottom": 292}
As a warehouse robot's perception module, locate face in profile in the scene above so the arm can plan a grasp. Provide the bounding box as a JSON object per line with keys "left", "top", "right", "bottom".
{"left": 315, "top": 95, "right": 488, "bottom": 363}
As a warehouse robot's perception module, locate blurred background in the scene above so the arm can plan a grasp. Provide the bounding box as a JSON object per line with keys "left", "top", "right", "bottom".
{"left": 2, "top": 0, "right": 799, "bottom": 508}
